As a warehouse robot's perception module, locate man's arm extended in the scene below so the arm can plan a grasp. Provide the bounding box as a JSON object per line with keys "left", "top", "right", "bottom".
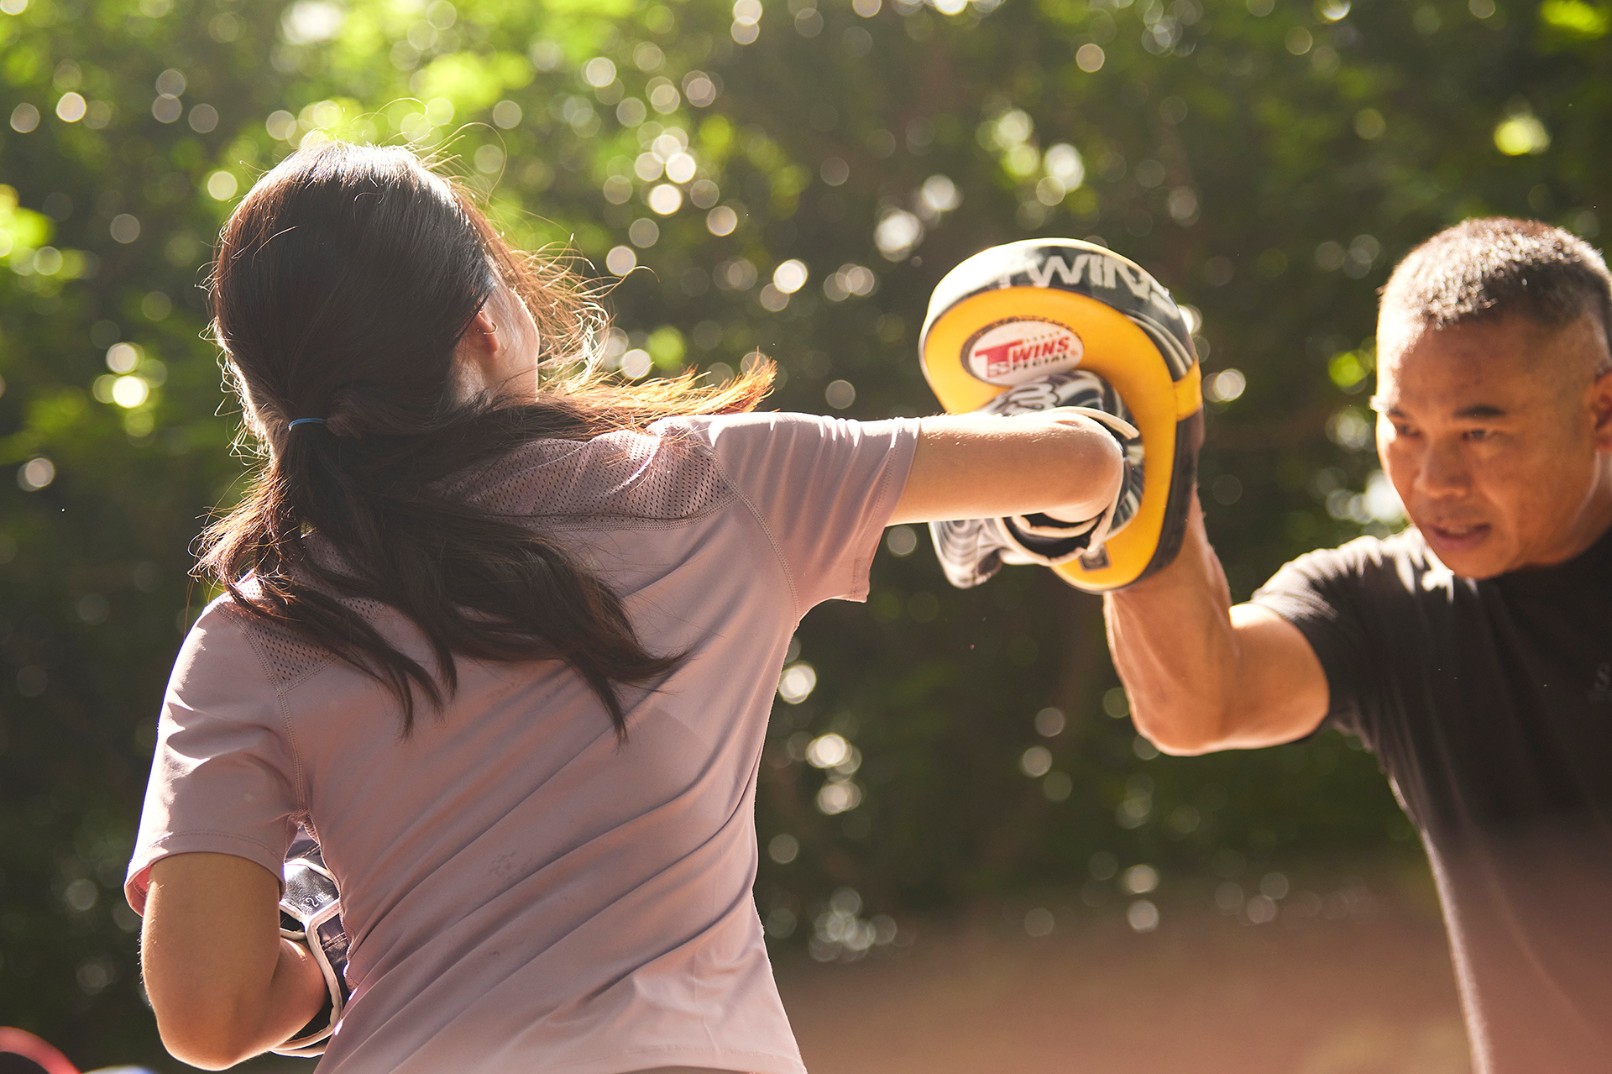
{"left": 1104, "top": 501, "right": 1330, "bottom": 754}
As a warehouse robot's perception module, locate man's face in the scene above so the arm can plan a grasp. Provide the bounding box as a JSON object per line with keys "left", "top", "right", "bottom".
{"left": 1373, "top": 312, "right": 1612, "bottom": 578}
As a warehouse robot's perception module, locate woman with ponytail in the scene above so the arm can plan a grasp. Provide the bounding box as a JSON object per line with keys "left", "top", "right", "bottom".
{"left": 124, "top": 142, "right": 1124, "bottom": 1073}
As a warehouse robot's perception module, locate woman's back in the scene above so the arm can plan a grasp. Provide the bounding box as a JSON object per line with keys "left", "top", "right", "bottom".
{"left": 129, "top": 412, "right": 917, "bottom": 1072}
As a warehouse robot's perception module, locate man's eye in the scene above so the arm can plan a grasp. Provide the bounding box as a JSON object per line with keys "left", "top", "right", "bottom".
{"left": 1463, "top": 428, "right": 1494, "bottom": 442}
{"left": 1391, "top": 422, "right": 1417, "bottom": 438}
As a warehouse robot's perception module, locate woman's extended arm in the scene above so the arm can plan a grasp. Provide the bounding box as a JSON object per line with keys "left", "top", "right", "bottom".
{"left": 890, "top": 409, "right": 1125, "bottom": 526}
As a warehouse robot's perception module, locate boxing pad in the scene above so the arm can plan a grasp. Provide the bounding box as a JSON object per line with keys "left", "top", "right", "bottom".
{"left": 919, "top": 238, "right": 1203, "bottom": 592}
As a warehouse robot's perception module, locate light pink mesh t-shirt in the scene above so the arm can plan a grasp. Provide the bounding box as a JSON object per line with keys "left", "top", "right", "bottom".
{"left": 125, "top": 411, "right": 920, "bottom": 1074}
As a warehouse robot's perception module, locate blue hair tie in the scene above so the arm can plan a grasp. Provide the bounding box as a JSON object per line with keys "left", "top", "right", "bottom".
{"left": 288, "top": 417, "right": 327, "bottom": 429}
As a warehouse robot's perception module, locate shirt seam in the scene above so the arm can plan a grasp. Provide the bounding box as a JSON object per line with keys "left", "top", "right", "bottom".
{"left": 678, "top": 428, "right": 804, "bottom": 622}
{"left": 223, "top": 601, "right": 314, "bottom": 816}
{"left": 849, "top": 419, "right": 917, "bottom": 597}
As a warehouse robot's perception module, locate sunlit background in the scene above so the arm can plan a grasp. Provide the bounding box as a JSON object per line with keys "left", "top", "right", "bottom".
{"left": 3, "top": 0, "right": 1607, "bottom": 1069}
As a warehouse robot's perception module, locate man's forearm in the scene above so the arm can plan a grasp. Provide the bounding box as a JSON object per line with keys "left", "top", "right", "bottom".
{"left": 1104, "top": 501, "right": 1242, "bottom": 753}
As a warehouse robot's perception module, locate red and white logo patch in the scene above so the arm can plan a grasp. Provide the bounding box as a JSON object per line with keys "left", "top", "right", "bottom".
{"left": 963, "top": 319, "right": 1084, "bottom": 385}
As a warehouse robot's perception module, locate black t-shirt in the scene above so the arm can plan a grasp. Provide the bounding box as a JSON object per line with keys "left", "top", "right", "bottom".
{"left": 1253, "top": 525, "right": 1612, "bottom": 1074}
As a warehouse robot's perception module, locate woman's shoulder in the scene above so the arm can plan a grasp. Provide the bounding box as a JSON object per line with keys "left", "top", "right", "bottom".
{"left": 649, "top": 410, "right": 899, "bottom": 467}
{"left": 648, "top": 409, "right": 844, "bottom": 442}
{"left": 464, "top": 423, "right": 737, "bottom": 522}
{"left": 183, "top": 585, "right": 363, "bottom": 696}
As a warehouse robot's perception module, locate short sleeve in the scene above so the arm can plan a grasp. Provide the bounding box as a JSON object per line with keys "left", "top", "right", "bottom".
{"left": 1249, "top": 537, "right": 1387, "bottom": 745}
{"left": 124, "top": 600, "right": 303, "bottom": 914}
{"left": 660, "top": 412, "right": 920, "bottom": 614}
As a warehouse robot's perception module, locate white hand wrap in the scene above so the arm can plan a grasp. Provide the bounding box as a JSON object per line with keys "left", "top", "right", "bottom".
{"left": 929, "top": 376, "right": 1139, "bottom": 589}
{"left": 273, "top": 841, "right": 351, "bottom": 1058}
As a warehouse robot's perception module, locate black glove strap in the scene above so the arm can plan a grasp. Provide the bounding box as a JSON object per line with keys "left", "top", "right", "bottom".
{"left": 1002, "top": 515, "right": 1095, "bottom": 557}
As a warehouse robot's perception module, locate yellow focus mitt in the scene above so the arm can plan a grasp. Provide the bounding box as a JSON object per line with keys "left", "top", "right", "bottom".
{"left": 920, "top": 238, "right": 1203, "bottom": 592}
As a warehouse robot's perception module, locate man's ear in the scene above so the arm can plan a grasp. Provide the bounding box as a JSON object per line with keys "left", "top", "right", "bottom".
{"left": 1591, "top": 366, "right": 1612, "bottom": 450}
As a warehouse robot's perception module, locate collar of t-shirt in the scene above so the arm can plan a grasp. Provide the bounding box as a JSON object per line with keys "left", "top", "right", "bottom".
{"left": 1492, "top": 521, "right": 1612, "bottom": 596}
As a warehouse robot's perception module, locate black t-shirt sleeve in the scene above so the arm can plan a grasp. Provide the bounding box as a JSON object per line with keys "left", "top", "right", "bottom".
{"left": 1249, "top": 536, "right": 1403, "bottom": 751}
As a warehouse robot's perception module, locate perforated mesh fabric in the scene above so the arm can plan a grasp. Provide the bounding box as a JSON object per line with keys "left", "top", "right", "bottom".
{"left": 222, "top": 580, "right": 389, "bottom": 694}
{"left": 246, "top": 611, "right": 333, "bottom": 692}
{"left": 468, "top": 427, "right": 731, "bottom": 525}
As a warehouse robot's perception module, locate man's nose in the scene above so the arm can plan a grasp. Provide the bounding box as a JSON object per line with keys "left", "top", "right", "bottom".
{"left": 1417, "top": 438, "right": 1470, "bottom": 498}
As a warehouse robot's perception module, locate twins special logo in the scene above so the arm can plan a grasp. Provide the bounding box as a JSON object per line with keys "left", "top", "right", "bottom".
{"left": 963, "top": 318, "right": 1084, "bottom": 386}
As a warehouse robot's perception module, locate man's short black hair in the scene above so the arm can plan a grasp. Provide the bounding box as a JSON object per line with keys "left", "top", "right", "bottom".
{"left": 1380, "top": 217, "right": 1612, "bottom": 358}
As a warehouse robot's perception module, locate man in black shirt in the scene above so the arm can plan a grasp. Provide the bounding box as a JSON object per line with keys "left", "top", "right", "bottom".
{"left": 1105, "top": 217, "right": 1612, "bottom": 1073}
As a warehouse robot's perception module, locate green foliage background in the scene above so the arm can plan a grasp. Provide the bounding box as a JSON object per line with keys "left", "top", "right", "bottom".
{"left": 1, "top": 0, "right": 1608, "bottom": 1064}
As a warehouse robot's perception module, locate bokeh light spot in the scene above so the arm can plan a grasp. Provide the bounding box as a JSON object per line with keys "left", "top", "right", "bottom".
{"left": 491, "top": 100, "right": 522, "bottom": 129}
{"left": 665, "top": 152, "right": 698, "bottom": 184}
{"left": 1122, "top": 864, "right": 1160, "bottom": 895}
{"left": 683, "top": 72, "right": 717, "bottom": 108}
{"left": 773, "top": 259, "right": 808, "bottom": 294}
{"left": 105, "top": 342, "right": 140, "bottom": 373}
{"left": 816, "top": 780, "right": 862, "bottom": 815}
{"left": 1494, "top": 111, "right": 1550, "bottom": 156}
{"left": 1205, "top": 368, "right": 1247, "bottom": 404}
{"left": 874, "top": 208, "right": 922, "bottom": 260}
{"left": 151, "top": 94, "right": 182, "bottom": 123}
{"left": 11, "top": 102, "right": 41, "bottom": 133}
{"left": 1127, "top": 899, "right": 1160, "bottom": 932}
{"left": 628, "top": 217, "right": 660, "bottom": 248}
{"left": 110, "top": 214, "right": 140, "bottom": 244}
{"left": 805, "top": 732, "right": 848, "bottom": 768}
{"left": 619, "top": 348, "right": 652, "bottom": 379}
{"left": 824, "top": 379, "right": 855, "bottom": 409}
{"left": 647, "top": 183, "right": 682, "bottom": 215}
{"left": 55, "top": 92, "right": 87, "bottom": 123}
{"left": 780, "top": 663, "right": 819, "bottom": 705}
{"left": 111, "top": 375, "right": 150, "bottom": 408}
{"left": 1019, "top": 745, "right": 1053, "bottom": 778}
{"left": 706, "top": 205, "right": 738, "bottom": 237}
{"left": 206, "top": 170, "right": 239, "bottom": 201}
{"left": 583, "top": 57, "right": 617, "bottom": 89}
{"left": 768, "top": 833, "right": 800, "bottom": 864}
{"left": 19, "top": 456, "right": 57, "bottom": 491}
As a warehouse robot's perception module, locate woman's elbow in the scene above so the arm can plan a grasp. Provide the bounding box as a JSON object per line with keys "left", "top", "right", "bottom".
{"left": 151, "top": 990, "right": 265, "bottom": 1069}
{"left": 157, "top": 1031, "right": 255, "bottom": 1070}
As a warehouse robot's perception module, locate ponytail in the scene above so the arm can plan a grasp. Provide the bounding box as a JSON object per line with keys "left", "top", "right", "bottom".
{"left": 200, "top": 141, "right": 774, "bottom": 735}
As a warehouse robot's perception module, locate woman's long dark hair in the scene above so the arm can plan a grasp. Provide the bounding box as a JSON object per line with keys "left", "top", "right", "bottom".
{"left": 201, "top": 141, "right": 772, "bottom": 735}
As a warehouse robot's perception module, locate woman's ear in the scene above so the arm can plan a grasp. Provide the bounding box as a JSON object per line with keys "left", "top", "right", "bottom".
{"left": 465, "top": 306, "right": 502, "bottom": 356}
{"left": 451, "top": 305, "right": 503, "bottom": 397}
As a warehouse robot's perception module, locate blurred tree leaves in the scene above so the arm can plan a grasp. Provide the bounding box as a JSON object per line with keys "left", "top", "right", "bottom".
{"left": 2, "top": 0, "right": 1609, "bottom": 1064}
